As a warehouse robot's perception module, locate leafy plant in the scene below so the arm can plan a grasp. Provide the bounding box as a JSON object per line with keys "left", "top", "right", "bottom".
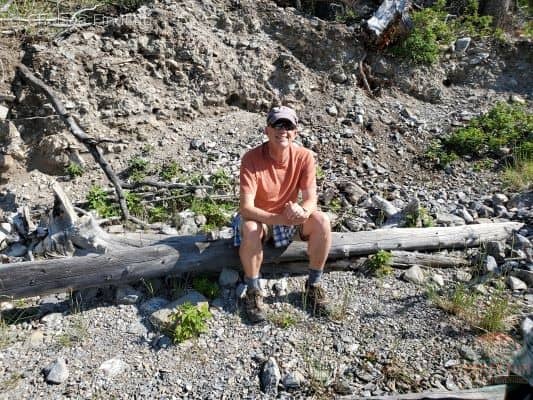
{"left": 86, "top": 185, "right": 118, "bottom": 218}
{"left": 128, "top": 156, "right": 149, "bottom": 183}
{"left": 316, "top": 165, "right": 325, "bottom": 180}
{"left": 404, "top": 206, "right": 434, "bottom": 228}
{"left": 159, "top": 161, "right": 179, "bottom": 182}
{"left": 166, "top": 302, "right": 211, "bottom": 344}
{"left": 190, "top": 198, "right": 233, "bottom": 230}
{"left": 65, "top": 162, "right": 84, "bottom": 178}
{"left": 125, "top": 191, "right": 144, "bottom": 217}
{"left": 210, "top": 169, "right": 232, "bottom": 191}
{"left": 478, "top": 289, "right": 515, "bottom": 332}
{"left": 367, "top": 250, "right": 393, "bottom": 277}
{"left": 192, "top": 276, "right": 220, "bottom": 299}
{"left": 148, "top": 205, "right": 168, "bottom": 223}
{"left": 269, "top": 308, "right": 298, "bottom": 329}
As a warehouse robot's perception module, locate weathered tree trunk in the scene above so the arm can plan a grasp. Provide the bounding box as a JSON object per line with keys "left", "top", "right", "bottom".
{"left": 347, "top": 384, "right": 507, "bottom": 399}
{"left": 480, "top": 0, "right": 511, "bottom": 27}
{"left": 390, "top": 250, "right": 468, "bottom": 268}
{"left": 0, "top": 222, "right": 522, "bottom": 300}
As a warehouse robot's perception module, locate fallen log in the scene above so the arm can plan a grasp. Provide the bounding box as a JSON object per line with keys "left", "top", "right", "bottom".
{"left": 390, "top": 250, "right": 468, "bottom": 268}
{"left": 0, "top": 221, "right": 522, "bottom": 300}
{"left": 365, "top": 0, "right": 413, "bottom": 48}
{"left": 347, "top": 384, "right": 507, "bottom": 399}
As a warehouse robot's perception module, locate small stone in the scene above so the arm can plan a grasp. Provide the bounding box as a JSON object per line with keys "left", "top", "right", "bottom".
{"left": 492, "top": 193, "right": 509, "bottom": 206}
{"left": 273, "top": 278, "right": 288, "bottom": 295}
{"left": 41, "top": 313, "right": 63, "bottom": 327}
{"left": 510, "top": 95, "right": 526, "bottom": 105}
{"left": 29, "top": 330, "right": 44, "bottom": 347}
{"left": 219, "top": 268, "right": 240, "bottom": 287}
{"left": 484, "top": 255, "right": 499, "bottom": 274}
{"left": 486, "top": 241, "right": 506, "bottom": 263}
{"left": 402, "top": 265, "right": 425, "bottom": 285}
{"left": 507, "top": 276, "right": 527, "bottom": 291}
{"left": 445, "top": 359, "right": 460, "bottom": 368}
{"left": 261, "top": 357, "right": 281, "bottom": 395}
{"left": 0, "top": 105, "right": 8, "bottom": 120}
{"left": 282, "top": 371, "right": 305, "bottom": 389}
{"left": 326, "top": 105, "right": 338, "bottom": 117}
{"left": 431, "top": 273, "right": 445, "bottom": 287}
{"left": 99, "top": 358, "right": 128, "bottom": 378}
{"left": 445, "top": 376, "right": 459, "bottom": 390}
{"left": 454, "top": 37, "right": 471, "bottom": 53}
{"left": 150, "top": 291, "right": 208, "bottom": 328}
{"left": 115, "top": 285, "right": 143, "bottom": 305}
{"left": 333, "top": 379, "right": 353, "bottom": 395}
{"left": 436, "top": 213, "right": 465, "bottom": 226}
{"left": 459, "top": 345, "right": 479, "bottom": 362}
{"left": 139, "top": 297, "right": 170, "bottom": 315}
{"left": 44, "top": 357, "right": 69, "bottom": 384}
{"left": 106, "top": 224, "right": 124, "bottom": 234}
{"left": 455, "top": 271, "right": 472, "bottom": 282}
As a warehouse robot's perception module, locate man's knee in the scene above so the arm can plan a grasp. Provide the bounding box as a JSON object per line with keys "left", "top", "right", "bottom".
{"left": 306, "top": 211, "right": 331, "bottom": 236}
{"left": 241, "top": 220, "right": 264, "bottom": 243}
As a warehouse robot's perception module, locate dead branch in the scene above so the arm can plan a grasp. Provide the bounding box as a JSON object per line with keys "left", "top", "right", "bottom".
{"left": 16, "top": 64, "right": 143, "bottom": 226}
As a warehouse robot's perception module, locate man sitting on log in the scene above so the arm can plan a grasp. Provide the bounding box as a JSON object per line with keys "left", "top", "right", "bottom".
{"left": 232, "top": 106, "right": 332, "bottom": 323}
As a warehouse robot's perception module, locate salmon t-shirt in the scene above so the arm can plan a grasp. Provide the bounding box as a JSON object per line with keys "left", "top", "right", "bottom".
{"left": 240, "top": 142, "right": 316, "bottom": 214}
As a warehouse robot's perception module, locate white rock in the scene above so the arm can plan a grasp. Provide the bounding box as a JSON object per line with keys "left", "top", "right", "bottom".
{"left": 99, "top": 357, "right": 128, "bottom": 378}
{"left": 0, "top": 105, "right": 8, "bottom": 120}
{"left": 261, "top": 357, "right": 281, "bottom": 394}
{"left": 149, "top": 291, "right": 208, "bottom": 328}
{"left": 507, "top": 276, "right": 527, "bottom": 291}
{"left": 326, "top": 105, "right": 338, "bottom": 117}
{"left": 431, "top": 274, "right": 444, "bottom": 287}
{"left": 218, "top": 268, "right": 239, "bottom": 287}
{"left": 44, "top": 357, "right": 69, "bottom": 384}
{"left": 455, "top": 271, "right": 472, "bottom": 282}
{"left": 402, "top": 265, "right": 425, "bottom": 285}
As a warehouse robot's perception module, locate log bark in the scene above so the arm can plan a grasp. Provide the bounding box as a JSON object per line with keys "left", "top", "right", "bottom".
{"left": 365, "top": 0, "right": 412, "bottom": 47}
{"left": 346, "top": 384, "right": 506, "bottom": 399}
{"left": 390, "top": 250, "right": 468, "bottom": 268}
{"left": 0, "top": 222, "right": 522, "bottom": 300}
{"left": 480, "top": 0, "right": 511, "bottom": 27}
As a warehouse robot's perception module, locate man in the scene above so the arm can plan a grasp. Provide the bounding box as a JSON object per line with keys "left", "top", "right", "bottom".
{"left": 233, "top": 106, "right": 332, "bottom": 323}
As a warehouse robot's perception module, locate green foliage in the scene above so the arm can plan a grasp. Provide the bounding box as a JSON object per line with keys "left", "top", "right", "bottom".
{"left": 327, "top": 198, "right": 342, "bottom": 213}
{"left": 148, "top": 205, "right": 168, "bottom": 223}
{"left": 159, "top": 161, "right": 179, "bottom": 182}
{"left": 336, "top": 7, "right": 358, "bottom": 23}
{"left": 192, "top": 276, "right": 220, "bottom": 300}
{"left": 445, "top": 103, "right": 533, "bottom": 158}
{"left": 426, "top": 102, "right": 532, "bottom": 170}
{"left": 316, "top": 165, "right": 325, "bottom": 180}
{"left": 190, "top": 198, "right": 233, "bottom": 230}
{"left": 166, "top": 302, "right": 211, "bottom": 344}
{"left": 424, "top": 140, "right": 458, "bottom": 168}
{"left": 502, "top": 159, "right": 533, "bottom": 191}
{"left": 404, "top": 206, "right": 434, "bottom": 228}
{"left": 268, "top": 309, "right": 298, "bottom": 329}
{"left": 427, "top": 283, "right": 515, "bottom": 332}
{"left": 86, "top": 185, "right": 119, "bottom": 218}
{"left": 392, "top": 0, "right": 500, "bottom": 64}
{"left": 367, "top": 250, "right": 393, "bottom": 277}
{"left": 479, "top": 289, "right": 514, "bottom": 332}
{"left": 128, "top": 156, "right": 149, "bottom": 183}
{"left": 65, "top": 162, "right": 84, "bottom": 178}
{"left": 125, "top": 191, "right": 144, "bottom": 217}
{"left": 209, "top": 169, "right": 232, "bottom": 191}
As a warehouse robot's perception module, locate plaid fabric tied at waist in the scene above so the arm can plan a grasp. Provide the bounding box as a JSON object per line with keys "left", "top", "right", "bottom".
{"left": 232, "top": 214, "right": 297, "bottom": 248}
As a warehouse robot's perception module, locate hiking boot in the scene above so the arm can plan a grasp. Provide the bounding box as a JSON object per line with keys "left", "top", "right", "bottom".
{"left": 304, "top": 281, "right": 333, "bottom": 317}
{"left": 243, "top": 287, "right": 266, "bottom": 323}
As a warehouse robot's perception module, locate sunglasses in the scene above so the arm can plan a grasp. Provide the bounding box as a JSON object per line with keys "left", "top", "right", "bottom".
{"left": 270, "top": 121, "right": 296, "bottom": 131}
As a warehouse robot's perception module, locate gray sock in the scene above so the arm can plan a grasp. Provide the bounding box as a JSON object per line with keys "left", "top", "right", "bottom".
{"left": 245, "top": 276, "right": 261, "bottom": 291}
{"left": 308, "top": 268, "right": 323, "bottom": 286}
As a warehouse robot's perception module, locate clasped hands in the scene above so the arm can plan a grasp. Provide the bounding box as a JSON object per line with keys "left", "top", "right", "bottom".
{"left": 281, "top": 201, "right": 309, "bottom": 225}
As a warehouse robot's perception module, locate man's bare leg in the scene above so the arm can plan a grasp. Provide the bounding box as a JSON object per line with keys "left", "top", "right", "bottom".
{"left": 239, "top": 220, "right": 264, "bottom": 280}
{"left": 239, "top": 219, "right": 266, "bottom": 323}
{"left": 302, "top": 211, "right": 331, "bottom": 271}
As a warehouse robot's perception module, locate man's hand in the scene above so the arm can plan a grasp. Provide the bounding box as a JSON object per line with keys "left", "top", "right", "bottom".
{"left": 282, "top": 201, "right": 309, "bottom": 225}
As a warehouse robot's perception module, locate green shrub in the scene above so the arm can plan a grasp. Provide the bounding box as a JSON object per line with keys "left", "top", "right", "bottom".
{"left": 86, "top": 185, "right": 119, "bottom": 218}
{"left": 65, "top": 162, "right": 84, "bottom": 178}
{"left": 190, "top": 198, "right": 233, "bottom": 230}
{"left": 166, "top": 302, "right": 211, "bottom": 343}
{"left": 125, "top": 191, "right": 144, "bottom": 217}
{"left": 159, "top": 161, "right": 179, "bottom": 182}
{"left": 502, "top": 159, "right": 533, "bottom": 191}
{"left": 148, "top": 205, "right": 168, "bottom": 223}
{"left": 424, "top": 140, "right": 459, "bottom": 168}
{"left": 128, "top": 156, "right": 149, "bottom": 183}
{"left": 210, "top": 169, "right": 233, "bottom": 191}
{"left": 269, "top": 309, "right": 298, "bottom": 329}
{"left": 478, "top": 290, "right": 513, "bottom": 332}
{"left": 367, "top": 250, "right": 394, "bottom": 277}
{"left": 404, "top": 206, "right": 434, "bottom": 228}
{"left": 192, "top": 276, "right": 220, "bottom": 299}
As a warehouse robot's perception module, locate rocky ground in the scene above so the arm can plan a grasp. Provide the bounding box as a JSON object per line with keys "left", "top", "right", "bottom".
{"left": 0, "top": 0, "right": 532, "bottom": 398}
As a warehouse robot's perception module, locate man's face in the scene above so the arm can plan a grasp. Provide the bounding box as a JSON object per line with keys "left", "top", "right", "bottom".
{"left": 265, "top": 119, "right": 297, "bottom": 149}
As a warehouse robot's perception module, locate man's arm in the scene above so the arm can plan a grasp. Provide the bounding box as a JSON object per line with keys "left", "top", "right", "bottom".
{"left": 240, "top": 192, "right": 294, "bottom": 225}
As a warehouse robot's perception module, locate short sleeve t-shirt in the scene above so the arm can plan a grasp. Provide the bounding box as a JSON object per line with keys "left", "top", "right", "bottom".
{"left": 240, "top": 142, "right": 316, "bottom": 214}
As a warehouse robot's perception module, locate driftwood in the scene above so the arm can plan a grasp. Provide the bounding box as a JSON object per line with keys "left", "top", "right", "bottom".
{"left": 16, "top": 64, "right": 141, "bottom": 225}
{"left": 390, "top": 250, "right": 468, "bottom": 268}
{"left": 347, "top": 384, "right": 507, "bottom": 399}
{"left": 0, "top": 216, "right": 523, "bottom": 299}
{"left": 365, "top": 0, "right": 413, "bottom": 48}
